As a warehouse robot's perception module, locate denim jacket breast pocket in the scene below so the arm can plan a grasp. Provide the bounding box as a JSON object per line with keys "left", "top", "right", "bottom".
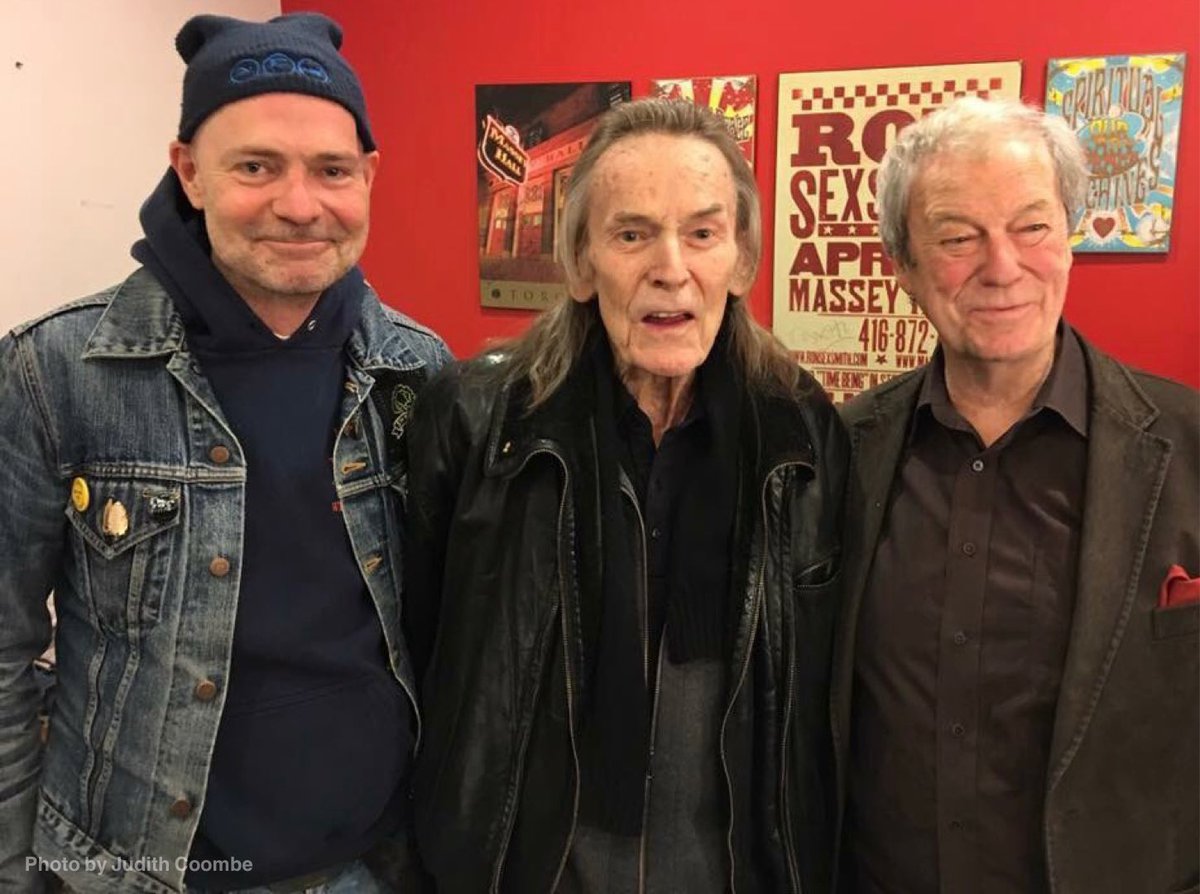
{"left": 65, "top": 477, "right": 183, "bottom": 634}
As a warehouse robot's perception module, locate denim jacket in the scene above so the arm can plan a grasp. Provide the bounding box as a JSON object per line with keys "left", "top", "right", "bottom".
{"left": 0, "top": 268, "right": 451, "bottom": 894}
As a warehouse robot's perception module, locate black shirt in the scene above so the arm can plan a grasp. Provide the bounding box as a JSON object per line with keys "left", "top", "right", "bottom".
{"left": 847, "top": 326, "right": 1089, "bottom": 894}
{"left": 615, "top": 380, "right": 705, "bottom": 672}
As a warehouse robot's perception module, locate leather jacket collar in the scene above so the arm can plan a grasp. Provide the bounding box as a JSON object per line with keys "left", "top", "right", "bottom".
{"left": 483, "top": 351, "right": 819, "bottom": 484}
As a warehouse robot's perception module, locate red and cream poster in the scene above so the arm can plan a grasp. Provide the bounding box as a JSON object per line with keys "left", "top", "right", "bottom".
{"left": 772, "top": 62, "right": 1022, "bottom": 402}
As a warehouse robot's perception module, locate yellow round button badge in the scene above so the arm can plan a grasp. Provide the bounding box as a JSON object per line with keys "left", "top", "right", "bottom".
{"left": 70, "top": 477, "right": 90, "bottom": 513}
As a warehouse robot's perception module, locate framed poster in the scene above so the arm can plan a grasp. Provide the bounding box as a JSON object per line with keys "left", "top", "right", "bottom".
{"left": 1045, "top": 53, "right": 1186, "bottom": 252}
{"left": 773, "top": 62, "right": 1022, "bottom": 402}
{"left": 650, "top": 75, "right": 757, "bottom": 168}
{"left": 477, "top": 81, "right": 631, "bottom": 310}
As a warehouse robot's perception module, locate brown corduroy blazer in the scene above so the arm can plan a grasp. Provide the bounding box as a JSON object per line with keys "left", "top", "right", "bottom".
{"left": 832, "top": 330, "right": 1199, "bottom": 894}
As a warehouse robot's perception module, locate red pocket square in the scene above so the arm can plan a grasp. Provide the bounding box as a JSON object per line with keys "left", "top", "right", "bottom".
{"left": 1159, "top": 564, "right": 1200, "bottom": 609}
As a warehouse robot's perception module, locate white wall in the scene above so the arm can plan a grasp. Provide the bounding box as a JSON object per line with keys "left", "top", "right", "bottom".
{"left": 1, "top": 0, "right": 281, "bottom": 333}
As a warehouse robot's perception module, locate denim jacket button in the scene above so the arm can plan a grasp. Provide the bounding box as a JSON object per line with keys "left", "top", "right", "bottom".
{"left": 209, "top": 556, "right": 231, "bottom": 577}
{"left": 209, "top": 445, "right": 231, "bottom": 464}
{"left": 169, "top": 797, "right": 193, "bottom": 819}
{"left": 194, "top": 680, "right": 218, "bottom": 702}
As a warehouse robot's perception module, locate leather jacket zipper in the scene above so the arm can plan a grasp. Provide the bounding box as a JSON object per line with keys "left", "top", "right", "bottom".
{"left": 718, "top": 551, "right": 763, "bottom": 894}
{"left": 621, "top": 483, "right": 656, "bottom": 893}
{"left": 779, "top": 579, "right": 803, "bottom": 890}
{"left": 774, "top": 460, "right": 813, "bottom": 894}
{"left": 549, "top": 448, "right": 590, "bottom": 888}
{"left": 487, "top": 448, "right": 582, "bottom": 892}
{"left": 719, "top": 459, "right": 812, "bottom": 894}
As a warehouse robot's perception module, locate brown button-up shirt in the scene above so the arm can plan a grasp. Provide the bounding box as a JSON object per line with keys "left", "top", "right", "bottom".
{"left": 847, "top": 326, "right": 1089, "bottom": 894}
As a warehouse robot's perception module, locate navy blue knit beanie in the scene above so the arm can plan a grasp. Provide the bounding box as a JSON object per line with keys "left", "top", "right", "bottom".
{"left": 176, "top": 12, "right": 375, "bottom": 150}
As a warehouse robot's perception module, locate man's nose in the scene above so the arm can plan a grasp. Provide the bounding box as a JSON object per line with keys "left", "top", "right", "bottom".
{"left": 978, "top": 234, "right": 1023, "bottom": 286}
{"left": 272, "top": 170, "right": 321, "bottom": 225}
{"left": 649, "top": 236, "right": 689, "bottom": 290}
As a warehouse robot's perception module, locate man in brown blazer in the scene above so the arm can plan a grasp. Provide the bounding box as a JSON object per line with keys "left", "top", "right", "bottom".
{"left": 832, "top": 97, "right": 1199, "bottom": 894}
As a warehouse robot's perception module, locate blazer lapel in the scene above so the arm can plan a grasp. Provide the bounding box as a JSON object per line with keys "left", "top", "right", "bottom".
{"left": 1045, "top": 344, "right": 1171, "bottom": 789}
{"left": 832, "top": 372, "right": 923, "bottom": 798}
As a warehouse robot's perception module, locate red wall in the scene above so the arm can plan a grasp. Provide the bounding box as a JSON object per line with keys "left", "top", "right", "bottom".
{"left": 286, "top": 0, "right": 1199, "bottom": 388}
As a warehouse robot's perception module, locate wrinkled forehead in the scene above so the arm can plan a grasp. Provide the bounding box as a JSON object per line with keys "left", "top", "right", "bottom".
{"left": 587, "top": 133, "right": 737, "bottom": 216}
{"left": 919, "top": 125, "right": 1052, "bottom": 177}
{"left": 912, "top": 132, "right": 1057, "bottom": 202}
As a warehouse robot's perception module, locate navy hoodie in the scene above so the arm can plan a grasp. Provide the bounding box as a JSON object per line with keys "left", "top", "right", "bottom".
{"left": 133, "top": 172, "right": 412, "bottom": 888}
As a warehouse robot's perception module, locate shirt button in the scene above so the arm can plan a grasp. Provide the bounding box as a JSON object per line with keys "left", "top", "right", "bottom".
{"left": 650, "top": 527, "right": 662, "bottom": 540}
{"left": 169, "top": 797, "right": 193, "bottom": 819}
{"left": 209, "top": 445, "right": 231, "bottom": 464}
{"left": 951, "top": 722, "right": 966, "bottom": 737}
{"left": 306, "top": 319, "right": 317, "bottom": 332}
{"left": 953, "top": 631, "right": 968, "bottom": 646}
{"left": 971, "top": 458, "right": 985, "bottom": 472}
{"left": 209, "top": 556, "right": 231, "bottom": 577}
{"left": 961, "top": 541, "right": 977, "bottom": 557}
{"left": 194, "top": 679, "right": 218, "bottom": 702}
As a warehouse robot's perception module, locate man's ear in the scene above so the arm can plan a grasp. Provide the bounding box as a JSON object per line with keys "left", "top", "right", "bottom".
{"left": 362, "top": 150, "right": 380, "bottom": 190}
{"left": 169, "top": 141, "right": 205, "bottom": 210}
{"left": 892, "top": 255, "right": 918, "bottom": 302}
{"left": 567, "top": 248, "right": 596, "bottom": 303}
{"left": 729, "top": 243, "right": 756, "bottom": 297}
{"left": 1059, "top": 206, "right": 1074, "bottom": 273}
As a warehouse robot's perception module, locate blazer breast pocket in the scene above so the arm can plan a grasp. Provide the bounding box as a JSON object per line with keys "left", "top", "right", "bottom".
{"left": 1152, "top": 602, "right": 1200, "bottom": 640}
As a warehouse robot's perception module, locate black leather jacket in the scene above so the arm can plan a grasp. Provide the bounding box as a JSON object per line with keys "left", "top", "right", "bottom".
{"left": 404, "top": 355, "right": 849, "bottom": 893}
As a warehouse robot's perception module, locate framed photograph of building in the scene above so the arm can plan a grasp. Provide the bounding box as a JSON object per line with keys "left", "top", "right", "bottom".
{"left": 477, "top": 82, "right": 631, "bottom": 310}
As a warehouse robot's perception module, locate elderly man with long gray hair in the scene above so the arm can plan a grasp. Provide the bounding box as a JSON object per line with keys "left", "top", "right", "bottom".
{"left": 404, "top": 98, "right": 849, "bottom": 892}
{"left": 833, "top": 97, "right": 1198, "bottom": 894}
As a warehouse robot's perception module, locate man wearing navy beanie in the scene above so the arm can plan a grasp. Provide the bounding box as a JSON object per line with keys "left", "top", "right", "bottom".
{"left": 0, "top": 12, "right": 449, "bottom": 894}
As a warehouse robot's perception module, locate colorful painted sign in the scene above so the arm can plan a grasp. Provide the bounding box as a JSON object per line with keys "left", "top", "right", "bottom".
{"left": 1046, "top": 53, "right": 1186, "bottom": 252}
{"left": 773, "top": 62, "right": 1022, "bottom": 403}
{"left": 651, "top": 75, "right": 757, "bottom": 168}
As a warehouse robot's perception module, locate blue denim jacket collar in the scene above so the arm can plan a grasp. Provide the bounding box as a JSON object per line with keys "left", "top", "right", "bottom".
{"left": 348, "top": 292, "right": 439, "bottom": 373}
{"left": 82, "top": 269, "right": 185, "bottom": 360}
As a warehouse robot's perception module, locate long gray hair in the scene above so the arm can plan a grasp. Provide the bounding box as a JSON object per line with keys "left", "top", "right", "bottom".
{"left": 490, "top": 97, "right": 799, "bottom": 406}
